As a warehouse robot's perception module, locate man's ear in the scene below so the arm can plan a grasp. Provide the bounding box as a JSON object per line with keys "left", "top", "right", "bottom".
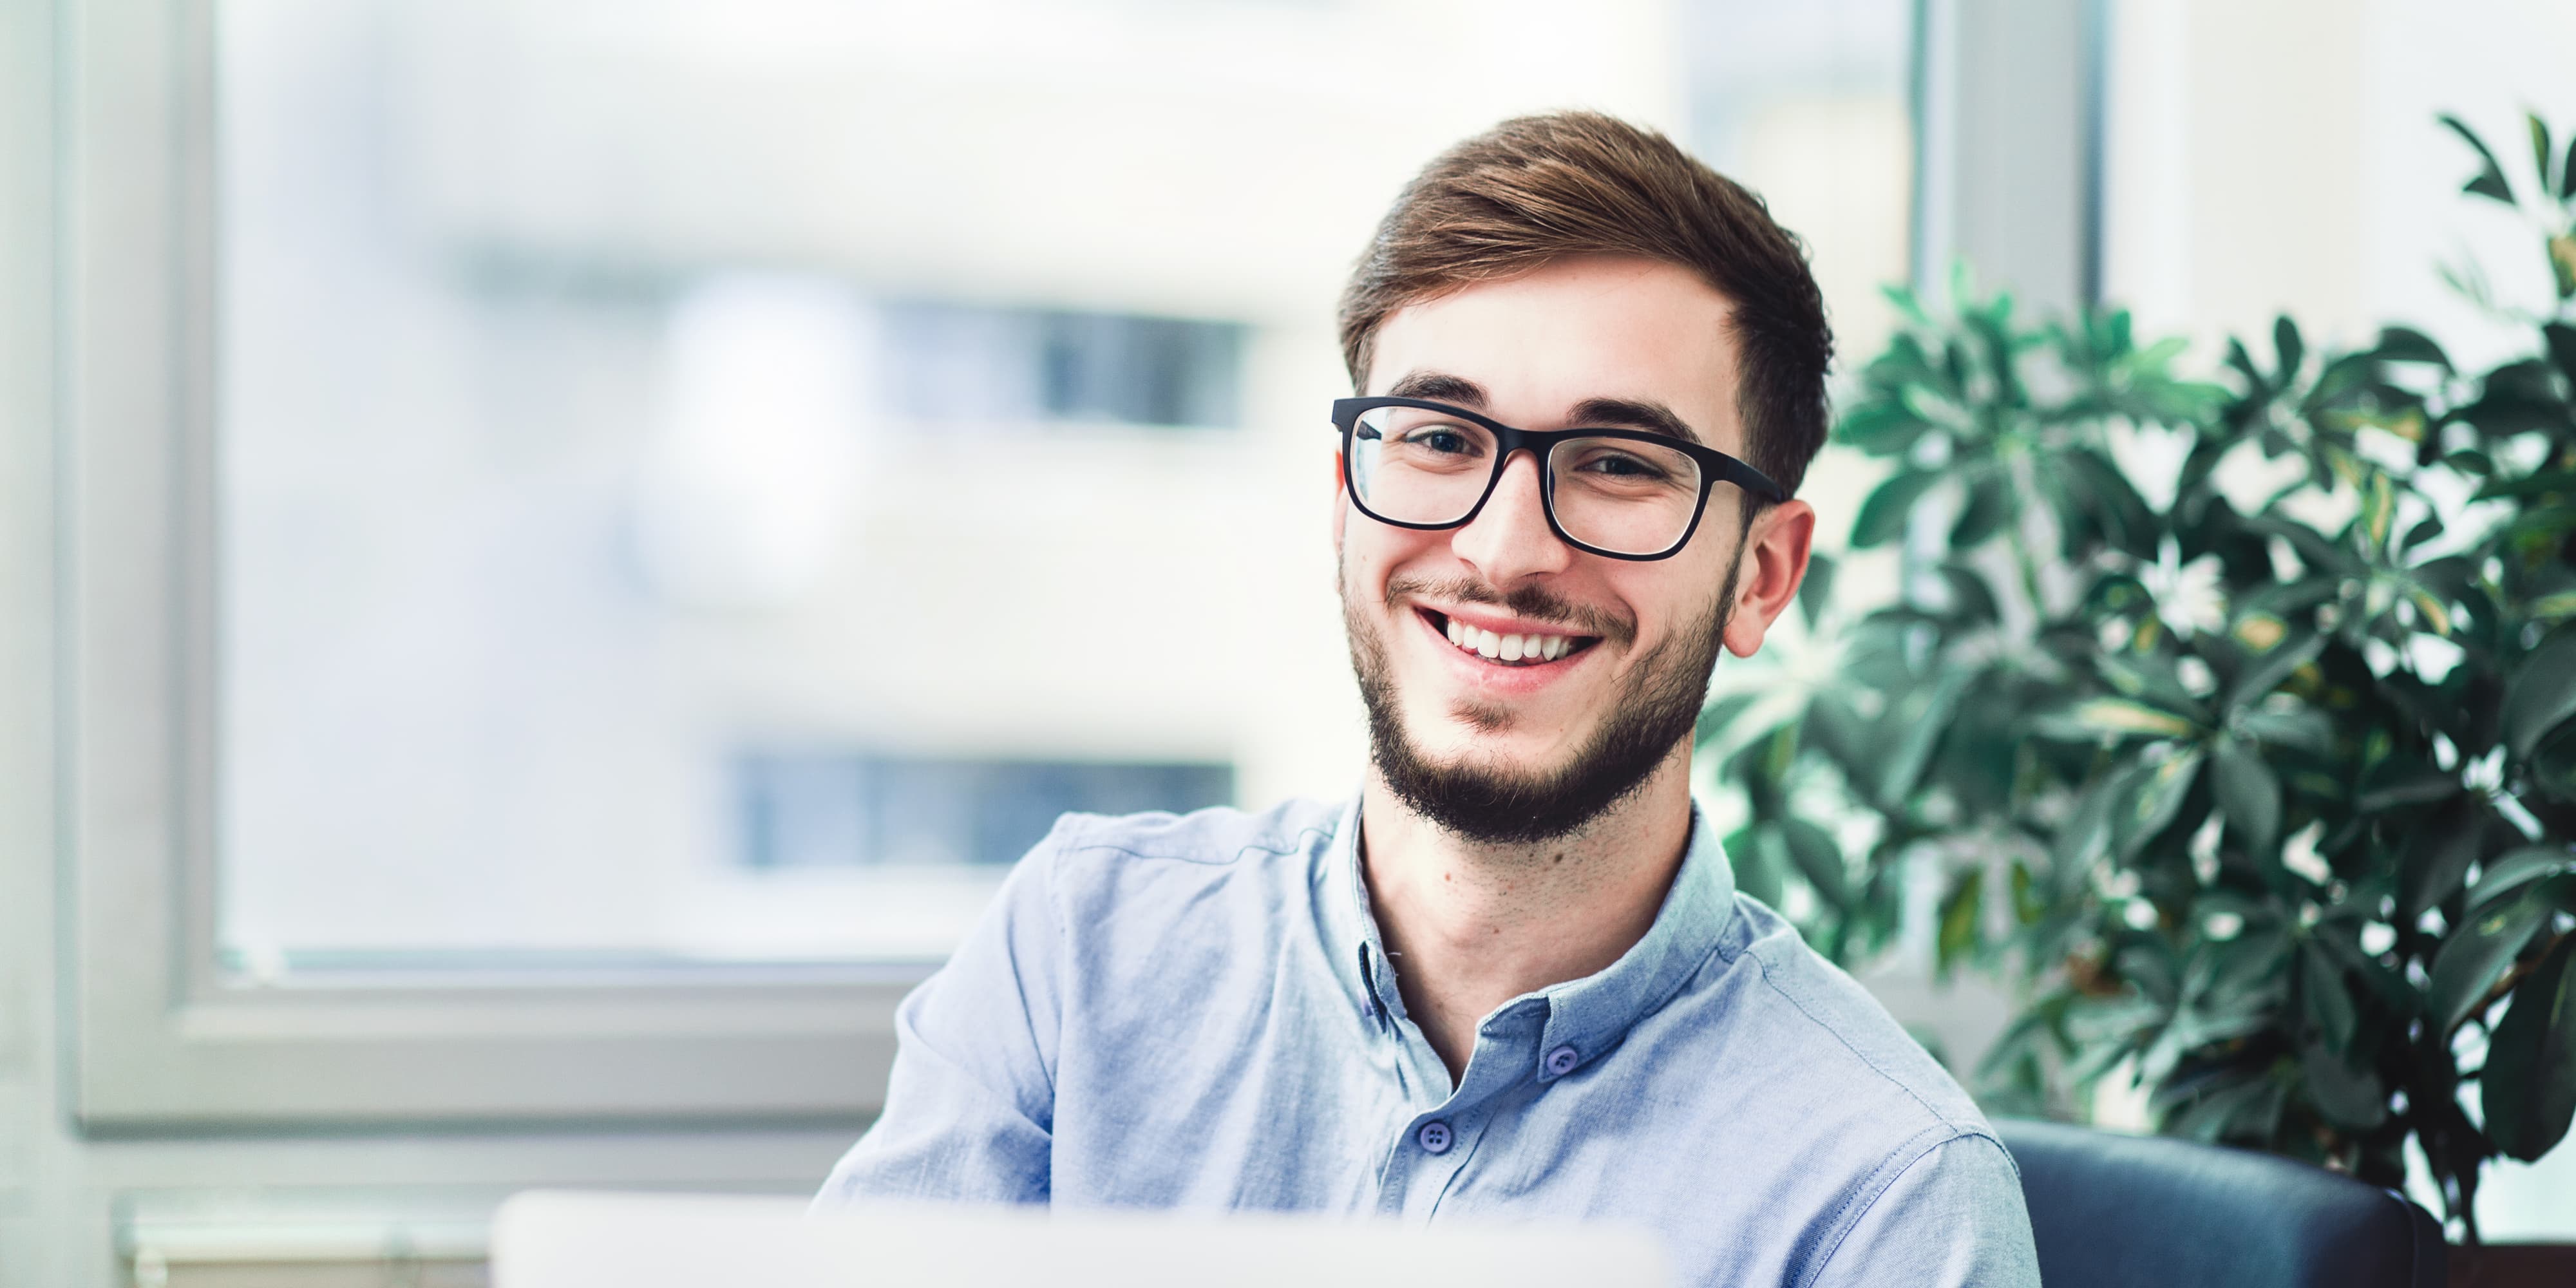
{"left": 1719, "top": 498, "right": 1815, "bottom": 659}
{"left": 1330, "top": 448, "right": 1348, "bottom": 554}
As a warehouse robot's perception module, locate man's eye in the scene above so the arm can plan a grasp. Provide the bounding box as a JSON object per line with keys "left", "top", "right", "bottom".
{"left": 1400, "top": 426, "right": 1479, "bottom": 455}
{"left": 1578, "top": 451, "right": 1669, "bottom": 480}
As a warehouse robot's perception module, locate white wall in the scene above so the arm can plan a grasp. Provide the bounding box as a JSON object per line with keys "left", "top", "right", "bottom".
{"left": 1, "top": 0, "right": 65, "bottom": 1273}
{"left": 2107, "top": 0, "right": 2576, "bottom": 369}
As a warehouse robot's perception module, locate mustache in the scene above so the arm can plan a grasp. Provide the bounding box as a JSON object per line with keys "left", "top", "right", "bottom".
{"left": 1383, "top": 574, "right": 1635, "bottom": 649}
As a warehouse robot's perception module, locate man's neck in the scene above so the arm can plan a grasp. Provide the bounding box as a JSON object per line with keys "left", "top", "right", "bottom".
{"left": 1357, "top": 747, "right": 1697, "bottom": 1086}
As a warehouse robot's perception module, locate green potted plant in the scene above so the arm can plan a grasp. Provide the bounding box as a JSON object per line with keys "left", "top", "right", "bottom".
{"left": 1698, "top": 113, "right": 2576, "bottom": 1258}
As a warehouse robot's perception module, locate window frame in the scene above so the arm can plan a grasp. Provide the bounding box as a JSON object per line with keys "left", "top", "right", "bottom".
{"left": 64, "top": 0, "right": 911, "bottom": 1132}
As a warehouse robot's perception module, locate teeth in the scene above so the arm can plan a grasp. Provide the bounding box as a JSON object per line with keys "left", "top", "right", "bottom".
{"left": 1440, "top": 616, "right": 1580, "bottom": 665}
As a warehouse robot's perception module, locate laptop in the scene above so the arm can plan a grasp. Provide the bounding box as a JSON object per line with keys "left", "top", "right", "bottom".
{"left": 489, "top": 1190, "right": 1671, "bottom": 1288}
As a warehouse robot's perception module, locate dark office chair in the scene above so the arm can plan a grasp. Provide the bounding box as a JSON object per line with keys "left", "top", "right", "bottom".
{"left": 1993, "top": 1118, "right": 2446, "bottom": 1288}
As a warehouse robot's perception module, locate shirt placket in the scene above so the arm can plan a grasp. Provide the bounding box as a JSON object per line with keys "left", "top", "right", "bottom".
{"left": 1373, "top": 1001, "right": 1546, "bottom": 1221}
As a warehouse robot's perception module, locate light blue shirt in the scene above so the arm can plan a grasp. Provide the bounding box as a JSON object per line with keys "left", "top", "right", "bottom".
{"left": 817, "top": 797, "right": 2040, "bottom": 1288}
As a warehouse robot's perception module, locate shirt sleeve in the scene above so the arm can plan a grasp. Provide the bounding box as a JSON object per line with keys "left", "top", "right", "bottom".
{"left": 1806, "top": 1132, "right": 2041, "bottom": 1288}
{"left": 812, "top": 824, "right": 1069, "bottom": 1208}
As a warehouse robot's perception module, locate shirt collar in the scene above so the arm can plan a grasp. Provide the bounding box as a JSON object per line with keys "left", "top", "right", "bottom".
{"left": 1319, "top": 791, "right": 1739, "bottom": 1065}
{"left": 1316, "top": 793, "right": 1399, "bottom": 1021}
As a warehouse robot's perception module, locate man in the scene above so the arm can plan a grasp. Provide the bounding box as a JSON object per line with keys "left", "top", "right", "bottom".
{"left": 818, "top": 111, "right": 2041, "bottom": 1287}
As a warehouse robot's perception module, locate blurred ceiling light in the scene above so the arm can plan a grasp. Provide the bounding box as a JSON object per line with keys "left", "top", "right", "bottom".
{"left": 632, "top": 272, "right": 872, "bottom": 610}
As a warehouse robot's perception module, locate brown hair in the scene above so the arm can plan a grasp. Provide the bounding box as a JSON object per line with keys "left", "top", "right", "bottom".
{"left": 1338, "top": 111, "right": 1833, "bottom": 499}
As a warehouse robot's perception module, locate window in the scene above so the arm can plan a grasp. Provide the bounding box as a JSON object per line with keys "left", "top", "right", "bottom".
{"left": 215, "top": 258, "right": 1255, "bottom": 974}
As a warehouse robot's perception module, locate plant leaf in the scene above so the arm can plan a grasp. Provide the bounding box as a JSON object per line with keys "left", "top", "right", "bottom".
{"left": 1781, "top": 817, "right": 1852, "bottom": 911}
{"left": 1797, "top": 549, "right": 1839, "bottom": 629}
{"left": 2223, "top": 628, "right": 2326, "bottom": 712}
{"left": 1837, "top": 402, "right": 1934, "bottom": 455}
{"left": 1938, "top": 866, "right": 1985, "bottom": 976}
{"left": 2303, "top": 1039, "right": 2389, "bottom": 1130}
{"left": 2469, "top": 847, "right": 2576, "bottom": 911}
{"left": 1877, "top": 670, "right": 1971, "bottom": 804}
{"left": 2058, "top": 448, "right": 2161, "bottom": 557}
{"left": 2425, "top": 891, "right": 2554, "bottom": 1032}
{"left": 2302, "top": 940, "right": 2358, "bottom": 1054}
{"left": 2210, "top": 736, "right": 2282, "bottom": 857}
{"left": 2441, "top": 113, "right": 2516, "bottom": 204}
{"left": 2361, "top": 470, "right": 2398, "bottom": 552}
{"left": 2504, "top": 624, "right": 2576, "bottom": 759}
{"left": 2035, "top": 698, "right": 2202, "bottom": 741}
{"left": 2354, "top": 756, "right": 2460, "bottom": 813}
{"left": 2165, "top": 1071, "right": 2283, "bottom": 1144}
{"left": 2117, "top": 750, "right": 2206, "bottom": 862}
{"left": 2546, "top": 322, "right": 2576, "bottom": 388}
{"left": 2398, "top": 799, "right": 2484, "bottom": 920}
{"left": 1952, "top": 471, "right": 2012, "bottom": 546}
{"left": 1938, "top": 562, "right": 2002, "bottom": 625}
{"left": 2094, "top": 651, "right": 2207, "bottom": 721}
{"left": 2536, "top": 727, "right": 2576, "bottom": 806}
{"left": 1694, "top": 690, "right": 1763, "bottom": 745}
{"left": 2531, "top": 113, "right": 2559, "bottom": 201}
{"left": 1852, "top": 468, "right": 1940, "bottom": 548}
{"left": 2235, "top": 705, "right": 2334, "bottom": 753}
{"left": 2481, "top": 931, "right": 2576, "bottom": 1162}
{"left": 2273, "top": 316, "right": 2306, "bottom": 383}
{"left": 2374, "top": 325, "right": 2452, "bottom": 369}
{"left": 2471, "top": 468, "right": 2576, "bottom": 502}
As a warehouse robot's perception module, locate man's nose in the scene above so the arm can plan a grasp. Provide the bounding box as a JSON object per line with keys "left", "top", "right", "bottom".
{"left": 1449, "top": 450, "right": 1572, "bottom": 584}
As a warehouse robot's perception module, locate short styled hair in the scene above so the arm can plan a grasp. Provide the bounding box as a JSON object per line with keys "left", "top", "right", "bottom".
{"left": 1337, "top": 111, "right": 1833, "bottom": 499}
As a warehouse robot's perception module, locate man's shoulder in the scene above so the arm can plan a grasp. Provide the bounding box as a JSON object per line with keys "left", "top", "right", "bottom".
{"left": 1044, "top": 796, "right": 1345, "bottom": 870}
{"left": 1022, "top": 795, "right": 1343, "bottom": 923}
{"left": 998, "top": 797, "right": 1345, "bottom": 1013}
{"left": 1689, "top": 895, "right": 1998, "bottom": 1153}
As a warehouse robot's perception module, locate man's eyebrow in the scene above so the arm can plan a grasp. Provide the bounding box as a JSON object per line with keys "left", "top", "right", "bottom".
{"left": 1567, "top": 396, "right": 1704, "bottom": 446}
{"left": 1385, "top": 371, "right": 1490, "bottom": 406}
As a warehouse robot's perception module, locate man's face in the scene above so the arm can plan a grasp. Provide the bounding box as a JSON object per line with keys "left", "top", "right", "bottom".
{"left": 1335, "top": 256, "right": 1812, "bottom": 843}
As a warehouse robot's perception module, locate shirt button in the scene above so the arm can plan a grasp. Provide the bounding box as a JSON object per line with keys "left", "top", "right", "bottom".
{"left": 1416, "top": 1121, "right": 1454, "bottom": 1154}
{"left": 1544, "top": 1044, "right": 1580, "bottom": 1077}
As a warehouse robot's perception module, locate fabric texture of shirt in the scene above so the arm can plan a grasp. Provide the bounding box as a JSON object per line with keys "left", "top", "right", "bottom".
{"left": 816, "top": 795, "right": 2040, "bottom": 1288}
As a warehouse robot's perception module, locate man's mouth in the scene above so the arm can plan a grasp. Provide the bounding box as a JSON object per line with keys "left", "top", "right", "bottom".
{"left": 1420, "top": 609, "right": 1602, "bottom": 668}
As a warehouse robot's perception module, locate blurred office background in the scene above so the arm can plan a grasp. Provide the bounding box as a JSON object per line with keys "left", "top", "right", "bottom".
{"left": 2, "top": 0, "right": 2571, "bottom": 1283}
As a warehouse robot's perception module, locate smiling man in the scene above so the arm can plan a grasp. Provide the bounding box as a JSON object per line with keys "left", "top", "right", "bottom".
{"left": 818, "top": 113, "right": 2041, "bottom": 1287}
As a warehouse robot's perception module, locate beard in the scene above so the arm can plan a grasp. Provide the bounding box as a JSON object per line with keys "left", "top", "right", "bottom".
{"left": 1341, "top": 553, "right": 1743, "bottom": 846}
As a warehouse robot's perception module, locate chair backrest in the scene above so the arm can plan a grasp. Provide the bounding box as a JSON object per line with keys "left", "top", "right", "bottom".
{"left": 1993, "top": 1118, "right": 2445, "bottom": 1288}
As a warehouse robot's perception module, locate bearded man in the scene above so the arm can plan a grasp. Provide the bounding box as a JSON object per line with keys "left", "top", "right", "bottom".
{"left": 817, "top": 111, "right": 2041, "bottom": 1288}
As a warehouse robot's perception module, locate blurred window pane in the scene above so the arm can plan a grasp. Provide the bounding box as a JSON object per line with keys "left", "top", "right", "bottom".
{"left": 212, "top": 0, "right": 1287, "bottom": 972}
{"left": 881, "top": 303, "right": 1244, "bottom": 428}
{"left": 1682, "top": 0, "right": 1916, "bottom": 360}
{"left": 736, "top": 754, "right": 1235, "bottom": 870}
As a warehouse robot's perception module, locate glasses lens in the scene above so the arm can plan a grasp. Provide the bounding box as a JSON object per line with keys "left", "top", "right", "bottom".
{"left": 1547, "top": 436, "right": 1705, "bottom": 556}
{"left": 1349, "top": 406, "right": 1499, "bottom": 526}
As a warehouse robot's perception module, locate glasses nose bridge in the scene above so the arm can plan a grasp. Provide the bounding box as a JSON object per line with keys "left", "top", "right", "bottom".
{"left": 1464, "top": 439, "right": 1571, "bottom": 556}
{"left": 1484, "top": 438, "right": 1551, "bottom": 509}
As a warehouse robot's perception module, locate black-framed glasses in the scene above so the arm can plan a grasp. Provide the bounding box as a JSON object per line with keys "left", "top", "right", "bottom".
{"left": 1331, "top": 397, "right": 1786, "bottom": 562}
